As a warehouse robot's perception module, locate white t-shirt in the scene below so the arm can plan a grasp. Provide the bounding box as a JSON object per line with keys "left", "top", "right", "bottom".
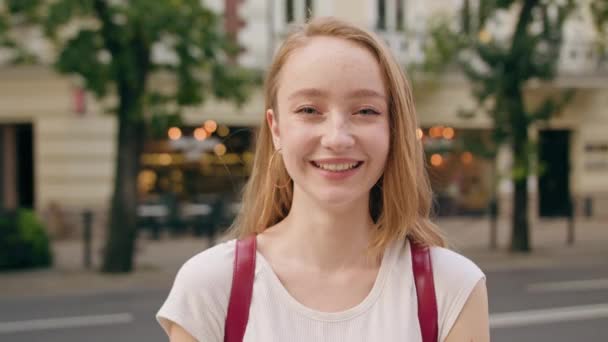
{"left": 157, "top": 238, "right": 485, "bottom": 342}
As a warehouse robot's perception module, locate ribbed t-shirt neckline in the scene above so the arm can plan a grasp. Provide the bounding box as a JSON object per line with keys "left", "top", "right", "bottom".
{"left": 254, "top": 239, "right": 401, "bottom": 322}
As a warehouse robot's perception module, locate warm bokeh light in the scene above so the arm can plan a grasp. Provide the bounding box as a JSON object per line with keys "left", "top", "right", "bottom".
{"left": 217, "top": 153, "right": 241, "bottom": 164}
{"left": 416, "top": 128, "right": 424, "bottom": 140}
{"left": 137, "top": 169, "right": 157, "bottom": 193}
{"left": 168, "top": 127, "right": 182, "bottom": 140}
{"left": 204, "top": 120, "right": 218, "bottom": 133}
{"left": 194, "top": 127, "right": 208, "bottom": 141}
{"left": 429, "top": 126, "right": 443, "bottom": 138}
{"left": 442, "top": 127, "right": 455, "bottom": 139}
{"left": 217, "top": 124, "right": 230, "bottom": 137}
{"left": 242, "top": 151, "right": 255, "bottom": 165}
{"left": 430, "top": 154, "right": 443, "bottom": 167}
{"left": 159, "top": 153, "right": 172, "bottom": 166}
{"left": 214, "top": 143, "right": 227, "bottom": 156}
{"left": 461, "top": 151, "right": 474, "bottom": 164}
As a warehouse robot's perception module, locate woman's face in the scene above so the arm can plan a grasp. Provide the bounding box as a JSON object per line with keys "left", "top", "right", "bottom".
{"left": 267, "top": 36, "right": 390, "bottom": 208}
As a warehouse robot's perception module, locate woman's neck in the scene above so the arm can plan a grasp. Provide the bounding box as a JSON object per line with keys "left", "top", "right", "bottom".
{"left": 267, "top": 188, "right": 379, "bottom": 272}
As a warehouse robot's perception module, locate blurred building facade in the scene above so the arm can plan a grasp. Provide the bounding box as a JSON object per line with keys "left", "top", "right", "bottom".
{"left": 1, "top": 0, "right": 607, "bottom": 236}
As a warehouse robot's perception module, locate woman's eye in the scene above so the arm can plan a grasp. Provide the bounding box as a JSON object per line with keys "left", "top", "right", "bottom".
{"left": 296, "top": 107, "right": 319, "bottom": 115}
{"left": 357, "top": 108, "right": 381, "bottom": 116}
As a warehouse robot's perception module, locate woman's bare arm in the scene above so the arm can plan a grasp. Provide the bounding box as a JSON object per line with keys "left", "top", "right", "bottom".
{"left": 444, "top": 279, "right": 490, "bottom": 342}
{"left": 168, "top": 322, "right": 198, "bottom": 342}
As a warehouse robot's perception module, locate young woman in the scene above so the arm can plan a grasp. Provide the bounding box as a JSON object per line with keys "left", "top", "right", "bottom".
{"left": 157, "top": 17, "right": 490, "bottom": 342}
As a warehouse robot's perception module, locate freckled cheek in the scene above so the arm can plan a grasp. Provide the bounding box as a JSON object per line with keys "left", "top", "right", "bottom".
{"left": 366, "top": 138, "right": 390, "bottom": 164}
{"left": 279, "top": 129, "right": 317, "bottom": 169}
{"left": 361, "top": 125, "right": 389, "bottom": 158}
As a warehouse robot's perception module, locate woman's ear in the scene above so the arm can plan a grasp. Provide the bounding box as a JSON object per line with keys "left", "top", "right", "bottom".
{"left": 266, "top": 109, "right": 281, "bottom": 149}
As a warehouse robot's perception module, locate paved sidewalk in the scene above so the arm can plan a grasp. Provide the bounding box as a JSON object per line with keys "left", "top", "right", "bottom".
{"left": 437, "top": 217, "right": 607, "bottom": 270}
{"left": 0, "top": 217, "right": 606, "bottom": 298}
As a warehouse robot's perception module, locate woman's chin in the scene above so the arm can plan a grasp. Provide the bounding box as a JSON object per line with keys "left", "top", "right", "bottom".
{"left": 310, "top": 190, "right": 368, "bottom": 210}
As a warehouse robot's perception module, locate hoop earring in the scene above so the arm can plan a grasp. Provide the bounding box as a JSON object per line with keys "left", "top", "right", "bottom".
{"left": 268, "top": 148, "right": 292, "bottom": 189}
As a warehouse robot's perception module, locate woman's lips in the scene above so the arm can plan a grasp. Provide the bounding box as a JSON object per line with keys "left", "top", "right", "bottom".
{"left": 310, "top": 160, "right": 364, "bottom": 180}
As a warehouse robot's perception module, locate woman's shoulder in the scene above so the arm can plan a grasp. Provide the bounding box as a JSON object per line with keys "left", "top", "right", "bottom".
{"left": 394, "top": 239, "right": 485, "bottom": 295}
{"left": 156, "top": 239, "right": 238, "bottom": 342}
{"left": 429, "top": 245, "right": 485, "bottom": 283}
{"left": 427, "top": 245, "right": 486, "bottom": 341}
{"left": 174, "top": 238, "right": 238, "bottom": 287}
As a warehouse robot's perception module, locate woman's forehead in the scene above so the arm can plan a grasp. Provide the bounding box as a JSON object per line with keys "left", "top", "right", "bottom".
{"left": 276, "top": 36, "right": 387, "bottom": 100}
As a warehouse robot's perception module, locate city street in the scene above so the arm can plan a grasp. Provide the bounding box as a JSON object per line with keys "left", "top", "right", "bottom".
{"left": 1, "top": 0, "right": 607, "bottom": 341}
{"left": 1, "top": 261, "right": 607, "bottom": 341}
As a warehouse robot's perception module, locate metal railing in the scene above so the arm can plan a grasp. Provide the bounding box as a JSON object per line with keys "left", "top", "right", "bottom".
{"left": 376, "top": 30, "right": 608, "bottom": 76}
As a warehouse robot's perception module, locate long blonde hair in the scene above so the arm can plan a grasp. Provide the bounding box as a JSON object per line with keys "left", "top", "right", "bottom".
{"left": 229, "top": 17, "right": 446, "bottom": 252}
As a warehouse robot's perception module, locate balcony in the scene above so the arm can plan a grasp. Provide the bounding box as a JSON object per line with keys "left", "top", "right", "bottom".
{"left": 377, "top": 30, "right": 426, "bottom": 66}
{"left": 556, "top": 40, "right": 608, "bottom": 88}
{"left": 376, "top": 32, "right": 608, "bottom": 89}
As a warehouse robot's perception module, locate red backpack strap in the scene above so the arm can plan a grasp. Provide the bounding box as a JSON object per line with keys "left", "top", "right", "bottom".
{"left": 224, "top": 235, "right": 257, "bottom": 342}
{"left": 410, "top": 239, "right": 438, "bottom": 342}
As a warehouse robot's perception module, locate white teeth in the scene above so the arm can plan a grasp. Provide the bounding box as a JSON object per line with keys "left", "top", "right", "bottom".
{"left": 314, "top": 162, "right": 359, "bottom": 171}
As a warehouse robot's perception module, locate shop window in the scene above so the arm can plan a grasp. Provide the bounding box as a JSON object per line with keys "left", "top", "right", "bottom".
{"left": 422, "top": 127, "right": 494, "bottom": 216}
{"left": 139, "top": 124, "right": 255, "bottom": 201}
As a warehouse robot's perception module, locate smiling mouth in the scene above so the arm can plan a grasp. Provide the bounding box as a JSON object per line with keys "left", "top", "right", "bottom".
{"left": 310, "top": 161, "right": 364, "bottom": 172}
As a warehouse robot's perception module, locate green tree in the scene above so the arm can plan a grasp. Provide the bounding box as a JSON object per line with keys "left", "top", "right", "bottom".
{"left": 419, "top": 0, "right": 591, "bottom": 252}
{"left": 592, "top": 0, "right": 608, "bottom": 56}
{"left": 466, "top": 0, "right": 578, "bottom": 252}
{"left": 2, "top": 0, "right": 254, "bottom": 272}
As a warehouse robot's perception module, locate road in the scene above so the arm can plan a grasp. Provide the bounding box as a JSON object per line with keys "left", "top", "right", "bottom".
{"left": 489, "top": 263, "right": 608, "bottom": 341}
{"left": 1, "top": 263, "right": 607, "bottom": 342}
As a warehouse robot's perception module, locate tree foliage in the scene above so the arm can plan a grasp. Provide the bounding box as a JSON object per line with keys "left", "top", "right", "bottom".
{"left": 3, "top": 0, "right": 253, "bottom": 113}
{"left": 591, "top": 0, "right": 608, "bottom": 54}
{"left": 2, "top": 0, "right": 256, "bottom": 272}
{"left": 417, "top": 0, "right": 608, "bottom": 251}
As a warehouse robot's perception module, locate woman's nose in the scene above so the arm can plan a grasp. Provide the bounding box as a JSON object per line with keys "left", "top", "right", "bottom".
{"left": 320, "top": 115, "right": 355, "bottom": 151}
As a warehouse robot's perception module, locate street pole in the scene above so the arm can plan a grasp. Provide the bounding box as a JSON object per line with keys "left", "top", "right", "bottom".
{"left": 489, "top": 196, "right": 498, "bottom": 250}
{"left": 567, "top": 196, "right": 575, "bottom": 246}
{"left": 83, "top": 209, "right": 93, "bottom": 269}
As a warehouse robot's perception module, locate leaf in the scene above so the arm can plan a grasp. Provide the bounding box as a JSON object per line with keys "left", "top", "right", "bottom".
{"left": 45, "top": 0, "right": 95, "bottom": 38}
{"left": 6, "top": 0, "right": 42, "bottom": 18}
{"left": 55, "top": 29, "right": 110, "bottom": 97}
{"left": 495, "top": 0, "right": 517, "bottom": 9}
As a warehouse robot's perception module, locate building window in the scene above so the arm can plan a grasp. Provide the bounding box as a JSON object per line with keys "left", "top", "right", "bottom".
{"left": 396, "top": 0, "right": 404, "bottom": 31}
{"left": 286, "top": 0, "right": 313, "bottom": 23}
{"left": 286, "top": 0, "right": 294, "bottom": 23}
{"left": 305, "top": 0, "right": 313, "bottom": 20}
{"left": 377, "top": 0, "right": 386, "bottom": 30}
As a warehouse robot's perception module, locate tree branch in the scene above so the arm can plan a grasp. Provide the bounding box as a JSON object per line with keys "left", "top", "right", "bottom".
{"left": 92, "top": 0, "right": 122, "bottom": 63}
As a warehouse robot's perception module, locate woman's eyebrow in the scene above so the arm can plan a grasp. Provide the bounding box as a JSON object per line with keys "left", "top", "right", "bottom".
{"left": 348, "top": 89, "right": 386, "bottom": 100}
{"left": 287, "top": 88, "right": 325, "bottom": 100}
{"left": 288, "top": 88, "right": 386, "bottom": 100}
